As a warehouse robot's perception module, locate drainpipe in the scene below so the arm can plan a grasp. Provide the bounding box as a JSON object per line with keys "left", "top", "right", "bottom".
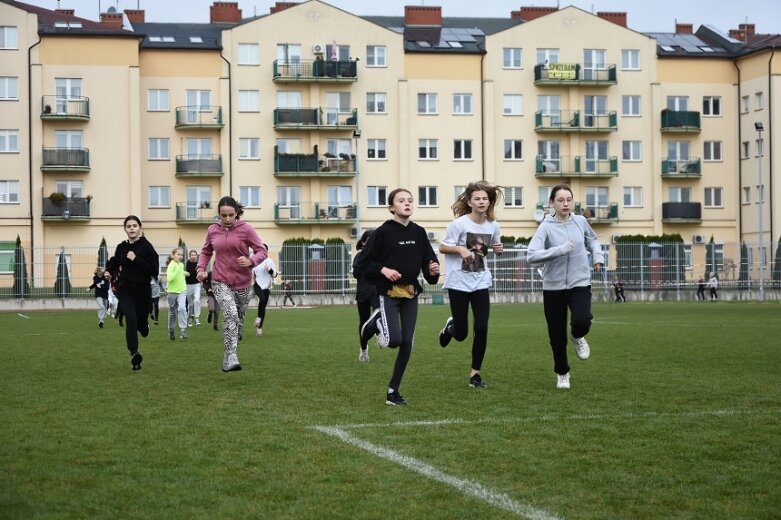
{"left": 27, "top": 31, "right": 42, "bottom": 268}
{"left": 768, "top": 48, "right": 775, "bottom": 246}
{"left": 220, "top": 48, "right": 232, "bottom": 196}
{"left": 732, "top": 58, "right": 742, "bottom": 240}
{"left": 479, "top": 47, "right": 486, "bottom": 181}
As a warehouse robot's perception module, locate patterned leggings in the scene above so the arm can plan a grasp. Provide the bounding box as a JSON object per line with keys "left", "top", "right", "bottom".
{"left": 212, "top": 282, "right": 251, "bottom": 355}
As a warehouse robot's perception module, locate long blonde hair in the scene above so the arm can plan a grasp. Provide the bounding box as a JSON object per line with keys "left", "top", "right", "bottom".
{"left": 451, "top": 181, "right": 503, "bottom": 220}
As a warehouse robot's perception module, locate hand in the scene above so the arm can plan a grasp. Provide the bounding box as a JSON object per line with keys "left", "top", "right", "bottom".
{"left": 236, "top": 256, "right": 251, "bottom": 268}
{"left": 196, "top": 271, "right": 207, "bottom": 282}
{"left": 594, "top": 263, "right": 603, "bottom": 273}
{"left": 491, "top": 243, "right": 504, "bottom": 255}
{"left": 104, "top": 272, "right": 112, "bottom": 280}
{"left": 381, "top": 267, "right": 402, "bottom": 282}
{"left": 562, "top": 240, "right": 575, "bottom": 253}
{"left": 126, "top": 251, "right": 136, "bottom": 261}
{"left": 428, "top": 260, "right": 440, "bottom": 276}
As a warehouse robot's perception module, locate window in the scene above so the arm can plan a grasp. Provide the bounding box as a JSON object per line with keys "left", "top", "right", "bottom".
{"left": 703, "top": 96, "right": 721, "bottom": 116}
{"left": 741, "top": 95, "right": 750, "bottom": 113}
{"left": 503, "top": 94, "right": 523, "bottom": 115}
{"left": 585, "top": 186, "right": 609, "bottom": 212}
{"left": 417, "top": 93, "right": 437, "bottom": 114}
{"left": 186, "top": 186, "right": 212, "bottom": 214}
{"left": 504, "top": 187, "right": 523, "bottom": 208}
{"left": 623, "top": 187, "right": 642, "bottom": 207}
{"left": 366, "top": 92, "right": 386, "bottom": 114}
{"left": 453, "top": 140, "right": 472, "bottom": 160}
{"left": 755, "top": 92, "right": 764, "bottom": 110}
{"left": 239, "top": 186, "right": 260, "bottom": 208}
{"left": 239, "top": 138, "right": 260, "bottom": 159}
{"left": 277, "top": 90, "right": 302, "bottom": 108}
{"left": 276, "top": 138, "right": 300, "bottom": 154}
{"left": 185, "top": 137, "right": 212, "bottom": 157}
{"left": 0, "top": 77, "right": 18, "bottom": 100}
{"left": 536, "top": 48, "right": 559, "bottom": 65}
{"left": 756, "top": 137, "right": 764, "bottom": 157}
{"left": 504, "top": 140, "right": 523, "bottom": 160}
{"left": 0, "top": 130, "right": 19, "bottom": 152}
{"left": 583, "top": 49, "right": 607, "bottom": 80}
{"left": 238, "top": 90, "right": 260, "bottom": 112}
{"left": 742, "top": 141, "right": 750, "bottom": 159}
{"left": 584, "top": 95, "right": 607, "bottom": 127}
{"left": 742, "top": 186, "right": 751, "bottom": 204}
{"left": 418, "top": 139, "right": 438, "bottom": 160}
{"left": 186, "top": 90, "right": 211, "bottom": 112}
{"left": 668, "top": 187, "right": 692, "bottom": 203}
{"left": 238, "top": 43, "right": 260, "bottom": 65}
{"left": 0, "top": 27, "right": 18, "bottom": 49}
{"left": 538, "top": 141, "right": 561, "bottom": 173}
{"left": 537, "top": 95, "right": 561, "bottom": 124}
{"left": 367, "top": 139, "right": 386, "bottom": 160}
{"left": 55, "top": 129, "right": 82, "bottom": 149}
{"left": 0, "top": 180, "right": 19, "bottom": 203}
{"left": 621, "top": 95, "right": 640, "bottom": 116}
{"left": 56, "top": 180, "right": 83, "bottom": 198}
{"left": 189, "top": 36, "right": 203, "bottom": 44}
{"left": 276, "top": 43, "right": 301, "bottom": 65}
{"left": 418, "top": 186, "right": 437, "bottom": 207}
{"left": 148, "top": 138, "right": 170, "bottom": 160}
{"left": 585, "top": 140, "right": 608, "bottom": 173}
{"left": 327, "top": 185, "right": 353, "bottom": 216}
{"left": 621, "top": 49, "right": 640, "bottom": 69}
{"left": 622, "top": 140, "right": 641, "bottom": 161}
{"left": 327, "top": 44, "right": 351, "bottom": 62}
{"left": 147, "top": 89, "right": 169, "bottom": 111}
{"left": 148, "top": 186, "right": 170, "bottom": 208}
{"left": 704, "top": 187, "right": 723, "bottom": 208}
{"left": 683, "top": 245, "right": 692, "bottom": 270}
{"left": 454, "top": 185, "right": 466, "bottom": 200}
{"left": 325, "top": 92, "right": 351, "bottom": 124}
{"left": 666, "top": 96, "right": 688, "bottom": 111}
{"left": 326, "top": 138, "right": 351, "bottom": 157}
{"left": 276, "top": 186, "right": 302, "bottom": 218}
{"left": 453, "top": 94, "right": 472, "bottom": 114}
{"left": 366, "top": 45, "right": 386, "bottom": 67}
{"left": 503, "top": 48, "right": 522, "bottom": 68}
{"left": 367, "top": 186, "right": 387, "bottom": 206}
{"left": 703, "top": 141, "right": 722, "bottom": 161}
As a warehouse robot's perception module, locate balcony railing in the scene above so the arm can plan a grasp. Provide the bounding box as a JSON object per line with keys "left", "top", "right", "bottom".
{"left": 661, "top": 157, "right": 702, "bottom": 178}
{"left": 41, "top": 96, "right": 90, "bottom": 120}
{"left": 175, "top": 106, "right": 224, "bottom": 129}
{"left": 274, "top": 146, "right": 356, "bottom": 176}
{"left": 662, "top": 202, "right": 702, "bottom": 223}
{"left": 273, "top": 107, "right": 358, "bottom": 130}
{"left": 535, "top": 155, "right": 618, "bottom": 177}
{"left": 273, "top": 59, "right": 358, "bottom": 82}
{"left": 533, "top": 63, "right": 617, "bottom": 85}
{"left": 575, "top": 202, "right": 619, "bottom": 223}
{"left": 175, "top": 155, "right": 223, "bottom": 177}
{"left": 41, "top": 148, "right": 90, "bottom": 171}
{"left": 534, "top": 110, "right": 617, "bottom": 132}
{"left": 660, "top": 110, "right": 701, "bottom": 133}
{"left": 41, "top": 197, "right": 91, "bottom": 221}
{"left": 175, "top": 201, "right": 217, "bottom": 224}
{"left": 274, "top": 202, "right": 358, "bottom": 224}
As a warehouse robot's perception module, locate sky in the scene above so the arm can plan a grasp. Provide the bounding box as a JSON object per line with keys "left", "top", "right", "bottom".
{"left": 15, "top": 0, "right": 781, "bottom": 34}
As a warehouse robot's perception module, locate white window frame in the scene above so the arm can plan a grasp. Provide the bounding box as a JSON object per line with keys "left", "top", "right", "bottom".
{"left": 239, "top": 138, "right": 260, "bottom": 160}
{"left": 452, "top": 93, "right": 472, "bottom": 115}
{"left": 755, "top": 91, "right": 764, "bottom": 110}
{"left": 742, "top": 186, "right": 751, "bottom": 204}
{"left": 238, "top": 90, "right": 260, "bottom": 112}
{"left": 453, "top": 139, "right": 473, "bottom": 161}
{"left": 0, "top": 27, "right": 18, "bottom": 49}
{"left": 417, "top": 93, "right": 437, "bottom": 114}
{"left": 367, "top": 139, "right": 386, "bottom": 160}
{"left": 703, "top": 141, "right": 722, "bottom": 162}
{"left": 622, "top": 140, "right": 641, "bottom": 161}
{"left": 55, "top": 180, "right": 83, "bottom": 198}
{"left": 0, "top": 130, "right": 19, "bottom": 153}
{"left": 703, "top": 96, "right": 721, "bottom": 117}
{"left": 621, "top": 49, "right": 640, "bottom": 70}
{"left": 238, "top": 43, "right": 260, "bottom": 65}
{"left": 504, "top": 187, "right": 523, "bottom": 208}
{"left": 0, "top": 77, "right": 19, "bottom": 100}
{"left": 418, "top": 139, "right": 438, "bottom": 160}
{"left": 704, "top": 187, "right": 723, "bottom": 208}
{"left": 366, "top": 45, "right": 386, "bottom": 67}
{"left": 147, "top": 89, "right": 169, "bottom": 111}
{"left": 503, "top": 94, "right": 523, "bottom": 115}
{"left": 147, "top": 138, "right": 170, "bottom": 160}
{"left": 239, "top": 186, "right": 261, "bottom": 208}
{"left": 621, "top": 95, "right": 640, "bottom": 116}
{"left": 623, "top": 187, "right": 642, "bottom": 208}
{"left": 668, "top": 187, "right": 692, "bottom": 203}
{"left": 536, "top": 48, "right": 559, "bottom": 65}
{"left": 367, "top": 186, "right": 387, "bottom": 207}
{"left": 504, "top": 139, "right": 523, "bottom": 160}
{"left": 741, "top": 95, "right": 750, "bottom": 113}
{"left": 742, "top": 141, "right": 750, "bottom": 159}
{"left": 418, "top": 186, "right": 438, "bottom": 207}
{"left": 503, "top": 47, "right": 523, "bottom": 69}
{"left": 0, "top": 180, "right": 20, "bottom": 203}
{"left": 148, "top": 186, "right": 170, "bottom": 208}
{"left": 366, "top": 92, "right": 387, "bottom": 114}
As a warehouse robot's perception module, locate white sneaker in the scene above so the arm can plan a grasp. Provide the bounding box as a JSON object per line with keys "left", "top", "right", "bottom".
{"left": 359, "top": 348, "right": 370, "bottom": 364}
{"left": 557, "top": 373, "right": 571, "bottom": 389}
{"left": 256, "top": 328, "right": 263, "bottom": 337}
{"left": 376, "top": 318, "right": 388, "bottom": 349}
{"left": 254, "top": 317, "right": 261, "bottom": 328}
{"left": 222, "top": 352, "right": 242, "bottom": 372}
{"left": 572, "top": 335, "right": 590, "bottom": 360}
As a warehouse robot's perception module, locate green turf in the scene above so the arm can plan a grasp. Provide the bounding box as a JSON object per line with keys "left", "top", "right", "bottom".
{"left": 1, "top": 302, "right": 779, "bottom": 519}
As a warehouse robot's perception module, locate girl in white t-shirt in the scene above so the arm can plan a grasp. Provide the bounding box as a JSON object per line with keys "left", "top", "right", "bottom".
{"left": 438, "top": 181, "right": 503, "bottom": 389}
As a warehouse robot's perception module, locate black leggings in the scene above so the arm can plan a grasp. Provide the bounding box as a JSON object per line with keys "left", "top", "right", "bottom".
{"left": 118, "top": 285, "right": 151, "bottom": 355}
{"left": 254, "top": 285, "right": 270, "bottom": 325}
{"left": 376, "top": 295, "right": 418, "bottom": 393}
{"left": 447, "top": 288, "right": 490, "bottom": 371}
{"left": 542, "top": 286, "right": 593, "bottom": 375}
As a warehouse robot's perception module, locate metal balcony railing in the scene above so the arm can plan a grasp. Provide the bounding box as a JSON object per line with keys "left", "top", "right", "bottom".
{"left": 274, "top": 150, "right": 356, "bottom": 176}
{"left": 175, "top": 201, "right": 217, "bottom": 223}
{"left": 660, "top": 110, "right": 701, "bottom": 132}
{"left": 662, "top": 202, "right": 702, "bottom": 222}
{"left": 273, "top": 59, "right": 358, "bottom": 82}
{"left": 535, "top": 155, "right": 618, "bottom": 177}
{"left": 41, "top": 197, "right": 91, "bottom": 220}
{"left": 175, "top": 155, "right": 223, "bottom": 176}
{"left": 533, "top": 63, "right": 617, "bottom": 85}
{"left": 41, "top": 95, "right": 90, "bottom": 120}
{"left": 41, "top": 148, "right": 90, "bottom": 170}
{"left": 575, "top": 202, "right": 619, "bottom": 222}
{"left": 273, "top": 107, "right": 358, "bottom": 129}
{"left": 661, "top": 157, "right": 702, "bottom": 177}
{"left": 274, "top": 202, "right": 358, "bottom": 223}
{"left": 174, "top": 106, "right": 224, "bottom": 128}
{"left": 534, "top": 110, "right": 617, "bottom": 132}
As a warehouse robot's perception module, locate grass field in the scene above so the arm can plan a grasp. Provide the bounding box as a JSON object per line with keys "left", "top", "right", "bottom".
{"left": 1, "top": 301, "right": 779, "bottom": 519}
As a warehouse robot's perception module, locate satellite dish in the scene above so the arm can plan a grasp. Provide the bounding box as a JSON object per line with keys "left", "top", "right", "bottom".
{"left": 107, "top": 6, "right": 117, "bottom": 13}
{"left": 533, "top": 209, "right": 545, "bottom": 223}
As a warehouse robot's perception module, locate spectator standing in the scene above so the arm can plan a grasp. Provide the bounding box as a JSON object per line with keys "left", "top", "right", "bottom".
{"left": 613, "top": 277, "right": 626, "bottom": 302}
{"left": 281, "top": 280, "right": 296, "bottom": 307}
{"left": 696, "top": 277, "right": 706, "bottom": 301}
{"left": 707, "top": 272, "right": 719, "bottom": 301}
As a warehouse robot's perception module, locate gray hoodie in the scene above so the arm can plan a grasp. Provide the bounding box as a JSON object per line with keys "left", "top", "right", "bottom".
{"left": 527, "top": 213, "right": 604, "bottom": 290}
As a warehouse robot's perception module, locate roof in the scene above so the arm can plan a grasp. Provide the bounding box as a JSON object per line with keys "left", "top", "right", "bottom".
{"left": 131, "top": 22, "right": 229, "bottom": 50}
{"left": 646, "top": 31, "right": 733, "bottom": 57}
{"left": 1, "top": 0, "right": 137, "bottom": 37}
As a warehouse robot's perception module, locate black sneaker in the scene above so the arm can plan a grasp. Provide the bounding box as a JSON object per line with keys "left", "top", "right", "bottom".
{"left": 168, "top": 329, "right": 175, "bottom": 341}
{"left": 360, "top": 309, "right": 381, "bottom": 344}
{"left": 98, "top": 321, "right": 104, "bottom": 328}
{"left": 439, "top": 317, "right": 454, "bottom": 348}
{"left": 385, "top": 390, "right": 408, "bottom": 406}
{"left": 131, "top": 351, "right": 143, "bottom": 371}
{"left": 469, "top": 374, "right": 487, "bottom": 388}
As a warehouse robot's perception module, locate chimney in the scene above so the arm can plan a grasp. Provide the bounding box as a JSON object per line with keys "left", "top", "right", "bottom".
{"left": 739, "top": 23, "right": 755, "bottom": 36}
{"left": 210, "top": 2, "right": 242, "bottom": 23}
{"left": 269, "top": 2, "right": 298, "bottom": 14}
{"left": 515, "top": 6, "right": 557, "bottom": 21}
{"left": 99, "top": 12, "right": 124, "bottom": 29}
{"left": 55, "top": 9, "right": 75, "bottom": 16}
{"left": 124, "top": 9, "right": 145, "bottom": 24}
{"left": 404, "top": 6, "right": 442, "bottom": 26}
{"left": 675, "top": 23, "right": 693, "bottom": 34}
{"left": 597, "top": 12, "right": 627, "bottom": 28}
{"left": 729, "top": 29, "right": 745, "bottom": 42}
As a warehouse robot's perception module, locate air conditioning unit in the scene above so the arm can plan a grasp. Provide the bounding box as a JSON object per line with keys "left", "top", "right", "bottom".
{"left": 693, "top": 234, "right": 705, "bottom": 244}
{"left": 427, "top": 231, "right": 438, "bottom": 241}
{"left": 611, "top": 234, "right": 622, "bottom": 244}
{"left": 349, "top": 227, "right": 359, "bottom": 238}
{"left": 312, "top": 43, "right": 326, "bottom": 55}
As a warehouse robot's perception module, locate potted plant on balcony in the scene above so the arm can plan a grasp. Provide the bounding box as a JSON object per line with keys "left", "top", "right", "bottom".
{"left": 49, "top": 192, "right": 67, "bottom": 206}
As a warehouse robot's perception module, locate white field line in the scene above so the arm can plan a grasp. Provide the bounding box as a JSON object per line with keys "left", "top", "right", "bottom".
{"left": 312, "top": 424, "right": 561, "bottom": 520}
{"left": 17, "top": 313, "right": 29, "bottom": 319}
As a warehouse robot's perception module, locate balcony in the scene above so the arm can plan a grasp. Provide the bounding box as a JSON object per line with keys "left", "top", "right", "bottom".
{"left": 175, "top": 155, "right": 223, "bottom": 177}
{"left": 41, "top": 96, "right": 90, "bottom": 121}
{"left": 41, "top": 196, "right": 91, "bottom": 221}
{"left": 662, "top": 202, "right": 702, "bottom": 223}
{"left": 534, "top": 110, "right": 617, "bottom": 133}
{"left": 273, "top": 59, "right": 358, "bottom": 83}
{"left": 575, "top": 202, "right": 619, "bottom": 223}
{"left": 274, "top": 202, "right": 357, "bottom": 224}
{"left": 533, "top": 63, "right": 617, "bottom": 86}
{"left": 175, "top": 201, "right": 217, "bottom": 224}
{"left": 175, "top": 106, "right": 225, "bottom": 129}
{"left": 41, "top": 148, "right": 90, "bottom": 172}
{"left": 660, "top": 109, "right": 701, "bottom": 133}
{"left": 535, "top": 155, "right": 618, "bottom": 178}
{"left": 273, "top": 107, "right": 358, "bottom": 131}
{"left": 661, "top": 157, "right": 702, "bottom": 178}
{"left": 274, "top": 147, "right": 356, "bottom": 177}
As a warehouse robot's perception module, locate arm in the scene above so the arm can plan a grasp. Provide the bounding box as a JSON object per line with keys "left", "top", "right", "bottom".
{"left": 526, "top": 225, "right": 573, "bottom": 265}
{"left": 421, "top": 230, "right": 440, "bottom": 285}
{"left": 246, "top": 227, "right": 267, "bottom": 268}
{"left": 580, "top": 217, "right": 604, "bottom": 271}
{"left": 196, "top": 229, "right": 214, "bottom": 281}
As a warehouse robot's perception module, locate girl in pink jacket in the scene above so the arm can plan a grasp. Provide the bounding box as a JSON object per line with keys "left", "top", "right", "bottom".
{"left": 197, "top": 196, "right": 267, "bottom": 372}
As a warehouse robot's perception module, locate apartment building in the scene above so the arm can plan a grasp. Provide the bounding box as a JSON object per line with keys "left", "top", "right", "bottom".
{"left": 0, "top": 0, "right": 777, "bottom": 285}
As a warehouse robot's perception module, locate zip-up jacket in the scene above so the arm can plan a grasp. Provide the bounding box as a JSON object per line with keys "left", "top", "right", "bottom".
{"left": 166, "top": 261, "right": 186, "bottom": 293}
{"left": 527, "top": 213, "right": 604, "bottom": 290}
{"left": 106, "top": 236, "right": 159, "bottom": 293}
{"left": 355, "top": 219, "right": 439, "bottom": 296}
{"left": 196, "top": 220, "right": 266, "bottom": 290}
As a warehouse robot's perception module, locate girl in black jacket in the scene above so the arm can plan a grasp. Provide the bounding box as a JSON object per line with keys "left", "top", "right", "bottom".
{"left": 105, "top": 215, "right": 160, "bottom": 371}
{"left": 352, "top": 230, "right": 378, "bottom": 364}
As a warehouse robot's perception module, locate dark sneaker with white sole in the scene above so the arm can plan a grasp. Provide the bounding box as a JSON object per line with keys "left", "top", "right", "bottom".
{"left": 385, "top": 390, "right": 407, "bottom": 406}
{"left": 130, "top": 351, "right": 143, "bottom": 371}
{"left": 360, "top": 309, "right": 381, "bottom": 344}
{"left": 469, "top": 374, "right": 487, "bottom": 388}
{"left": 439, "top": 317, "right": 454, "bottom": 347}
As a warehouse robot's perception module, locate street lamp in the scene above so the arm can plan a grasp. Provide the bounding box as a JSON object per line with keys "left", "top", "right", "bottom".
{"left": 352, "top": 128, "right": 361, "bottom": 237}
{"left": 755, "top": 121, "right": 765, "bottom": 301}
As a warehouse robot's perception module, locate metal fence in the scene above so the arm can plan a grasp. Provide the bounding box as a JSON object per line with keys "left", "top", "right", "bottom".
{"left": 1, "top": 242, "right": 779, "bottom": 300}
